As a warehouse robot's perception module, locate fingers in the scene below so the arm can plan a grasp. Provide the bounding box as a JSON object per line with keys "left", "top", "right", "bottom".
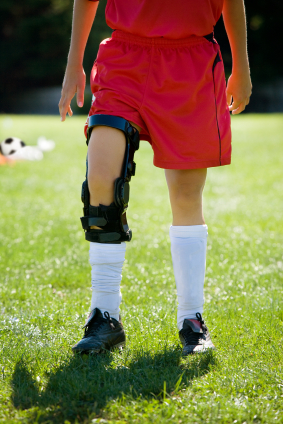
{"left": 59, "top": 93, "right": 72, "bottom": 122}
{"left": 59, "top": 66, "right": 86, "bottom": 120}
{"left": 226, "top": 71, "right": 252, "bottom": 115}
{"left": 59, "top": 83, "right": 85, "bottom": 120}
{"left": 59, "top": 85, "right": 76, "bottom": 121}
{"left": 68, "top": 105, "right": 73, "bottom": 117}
{"left": 228, "top": 98, "right": 241, "bottom": 113}
{"left": 228, "top": 96, "right": 251, "bottom": 115}
{"left": 76, "top": 84, "right": 85, "bottom": 108}
{"left": 229, "top": 100, "right": 247, "bottom": 115}
{"left": 226, "top": 91, "right": 232, "bottom": 107}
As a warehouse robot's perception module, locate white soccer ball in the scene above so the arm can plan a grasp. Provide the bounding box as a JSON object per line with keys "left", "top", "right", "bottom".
{"left": 0, "top": 137, "right": 26, "bottom": 156}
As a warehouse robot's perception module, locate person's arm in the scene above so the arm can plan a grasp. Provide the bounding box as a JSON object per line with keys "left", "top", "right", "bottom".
{"left": 59, "top": 0, "right": 99, "bottom": 121}
{"left": 222, "top": 0, "right": 252, "bottom": 115}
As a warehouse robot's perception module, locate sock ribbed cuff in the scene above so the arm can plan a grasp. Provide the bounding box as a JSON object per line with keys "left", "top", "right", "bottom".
{"left": 169, "top": 224, "right": 208, "bottom": 239}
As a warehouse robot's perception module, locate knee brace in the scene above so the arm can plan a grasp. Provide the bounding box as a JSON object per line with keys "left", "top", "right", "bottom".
{"left": 80, "top": 115, "right": 140, "bottom": 244}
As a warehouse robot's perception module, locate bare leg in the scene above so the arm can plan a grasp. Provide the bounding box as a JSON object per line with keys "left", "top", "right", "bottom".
{"left": 165, "top": 168, "right": 207, "bottom": 225}
{"left": 87, "top": 126, "right": 126, "bottom": 207}
{"left": 87, "top": 122, "right": 141, "bottom": 223}
{"left": 165, "top": 168, "right": 208, "bottom": 331}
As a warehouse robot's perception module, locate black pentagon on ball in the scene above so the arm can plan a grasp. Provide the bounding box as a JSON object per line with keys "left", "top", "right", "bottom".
{"left": 5, "top": 138, "right": 13, "bottom": 144}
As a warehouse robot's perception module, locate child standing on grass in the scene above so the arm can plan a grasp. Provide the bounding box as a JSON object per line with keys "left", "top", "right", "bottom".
{"left": 59, "top": 0, "right": 251, "bottom": 355}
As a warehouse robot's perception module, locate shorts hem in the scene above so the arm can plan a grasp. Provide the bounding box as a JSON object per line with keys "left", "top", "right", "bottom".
{"left": 154, "top": 158, "right": 231, "bottom": 170}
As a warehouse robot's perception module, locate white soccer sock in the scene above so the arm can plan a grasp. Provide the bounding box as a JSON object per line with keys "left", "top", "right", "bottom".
{"left": 169, "top": 225, "right": 208, "bottom": 330}
{"left": 89, "top": 242, "right": 126, "bottom": 321}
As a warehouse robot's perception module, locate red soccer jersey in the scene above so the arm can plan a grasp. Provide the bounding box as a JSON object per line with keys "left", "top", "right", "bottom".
{"left": 90, "top": 0, "right": 224, "bottom": 38}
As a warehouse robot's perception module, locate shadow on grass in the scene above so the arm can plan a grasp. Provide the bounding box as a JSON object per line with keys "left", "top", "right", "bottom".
{"left": 11, "top": 347, "right": 215, "bottom": 423}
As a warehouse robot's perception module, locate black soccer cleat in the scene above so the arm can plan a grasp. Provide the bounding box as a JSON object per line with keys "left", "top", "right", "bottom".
{"left": 179, "top": 312, "right": 215, "bottom": 355}
{"left": 72, "top": 308, "right": 126, "bottom": 354}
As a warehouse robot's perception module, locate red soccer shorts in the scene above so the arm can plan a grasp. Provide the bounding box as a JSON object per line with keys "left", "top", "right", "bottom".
{"left": 85, "top": 30, "right": 231, "bottom": 169}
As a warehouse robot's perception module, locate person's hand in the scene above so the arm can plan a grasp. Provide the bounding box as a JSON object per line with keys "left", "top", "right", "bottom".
{"left": 226, "top": 69, "right": 252, "bottom": 115}
{"left": 59, "top": 64, "right": 86, "bottom": 121}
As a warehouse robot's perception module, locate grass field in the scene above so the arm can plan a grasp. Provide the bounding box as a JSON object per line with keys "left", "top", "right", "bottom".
{"left": 0, "top": 114, "right": 283, "bottom": 424}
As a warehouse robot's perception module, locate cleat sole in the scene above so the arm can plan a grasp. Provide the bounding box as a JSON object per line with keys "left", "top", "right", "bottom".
{"left": 72, "top": 341, "right": 126, "bottom": 355}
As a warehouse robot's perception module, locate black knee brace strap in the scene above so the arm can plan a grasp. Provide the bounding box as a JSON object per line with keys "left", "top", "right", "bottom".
{"left": 80, "top": 115, "right": 140, "bottom": 244}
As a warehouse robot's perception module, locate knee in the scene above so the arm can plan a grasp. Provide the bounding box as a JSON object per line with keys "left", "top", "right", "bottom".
{"left": 87, "top": 168, "right": 115, "bottom": 198}
{"left": 167, "top": 169, "right": 207, "bottom": 205}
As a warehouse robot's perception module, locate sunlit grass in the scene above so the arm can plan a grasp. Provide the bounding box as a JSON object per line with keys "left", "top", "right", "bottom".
{"left": 0, "top": 114, "right": 283, "bottom": 423}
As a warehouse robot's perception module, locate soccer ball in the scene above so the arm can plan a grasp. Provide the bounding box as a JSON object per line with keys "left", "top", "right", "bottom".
{"left": 0, "top": 137, "right": 26, "bottom": 156}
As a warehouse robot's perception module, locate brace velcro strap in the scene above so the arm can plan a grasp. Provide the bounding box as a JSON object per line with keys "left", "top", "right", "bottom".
{"left": 85, "top": 230, "right": 131, "bottom": 243}
{"left": 80, "top": 216, "right": 107, "bottom": 229}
